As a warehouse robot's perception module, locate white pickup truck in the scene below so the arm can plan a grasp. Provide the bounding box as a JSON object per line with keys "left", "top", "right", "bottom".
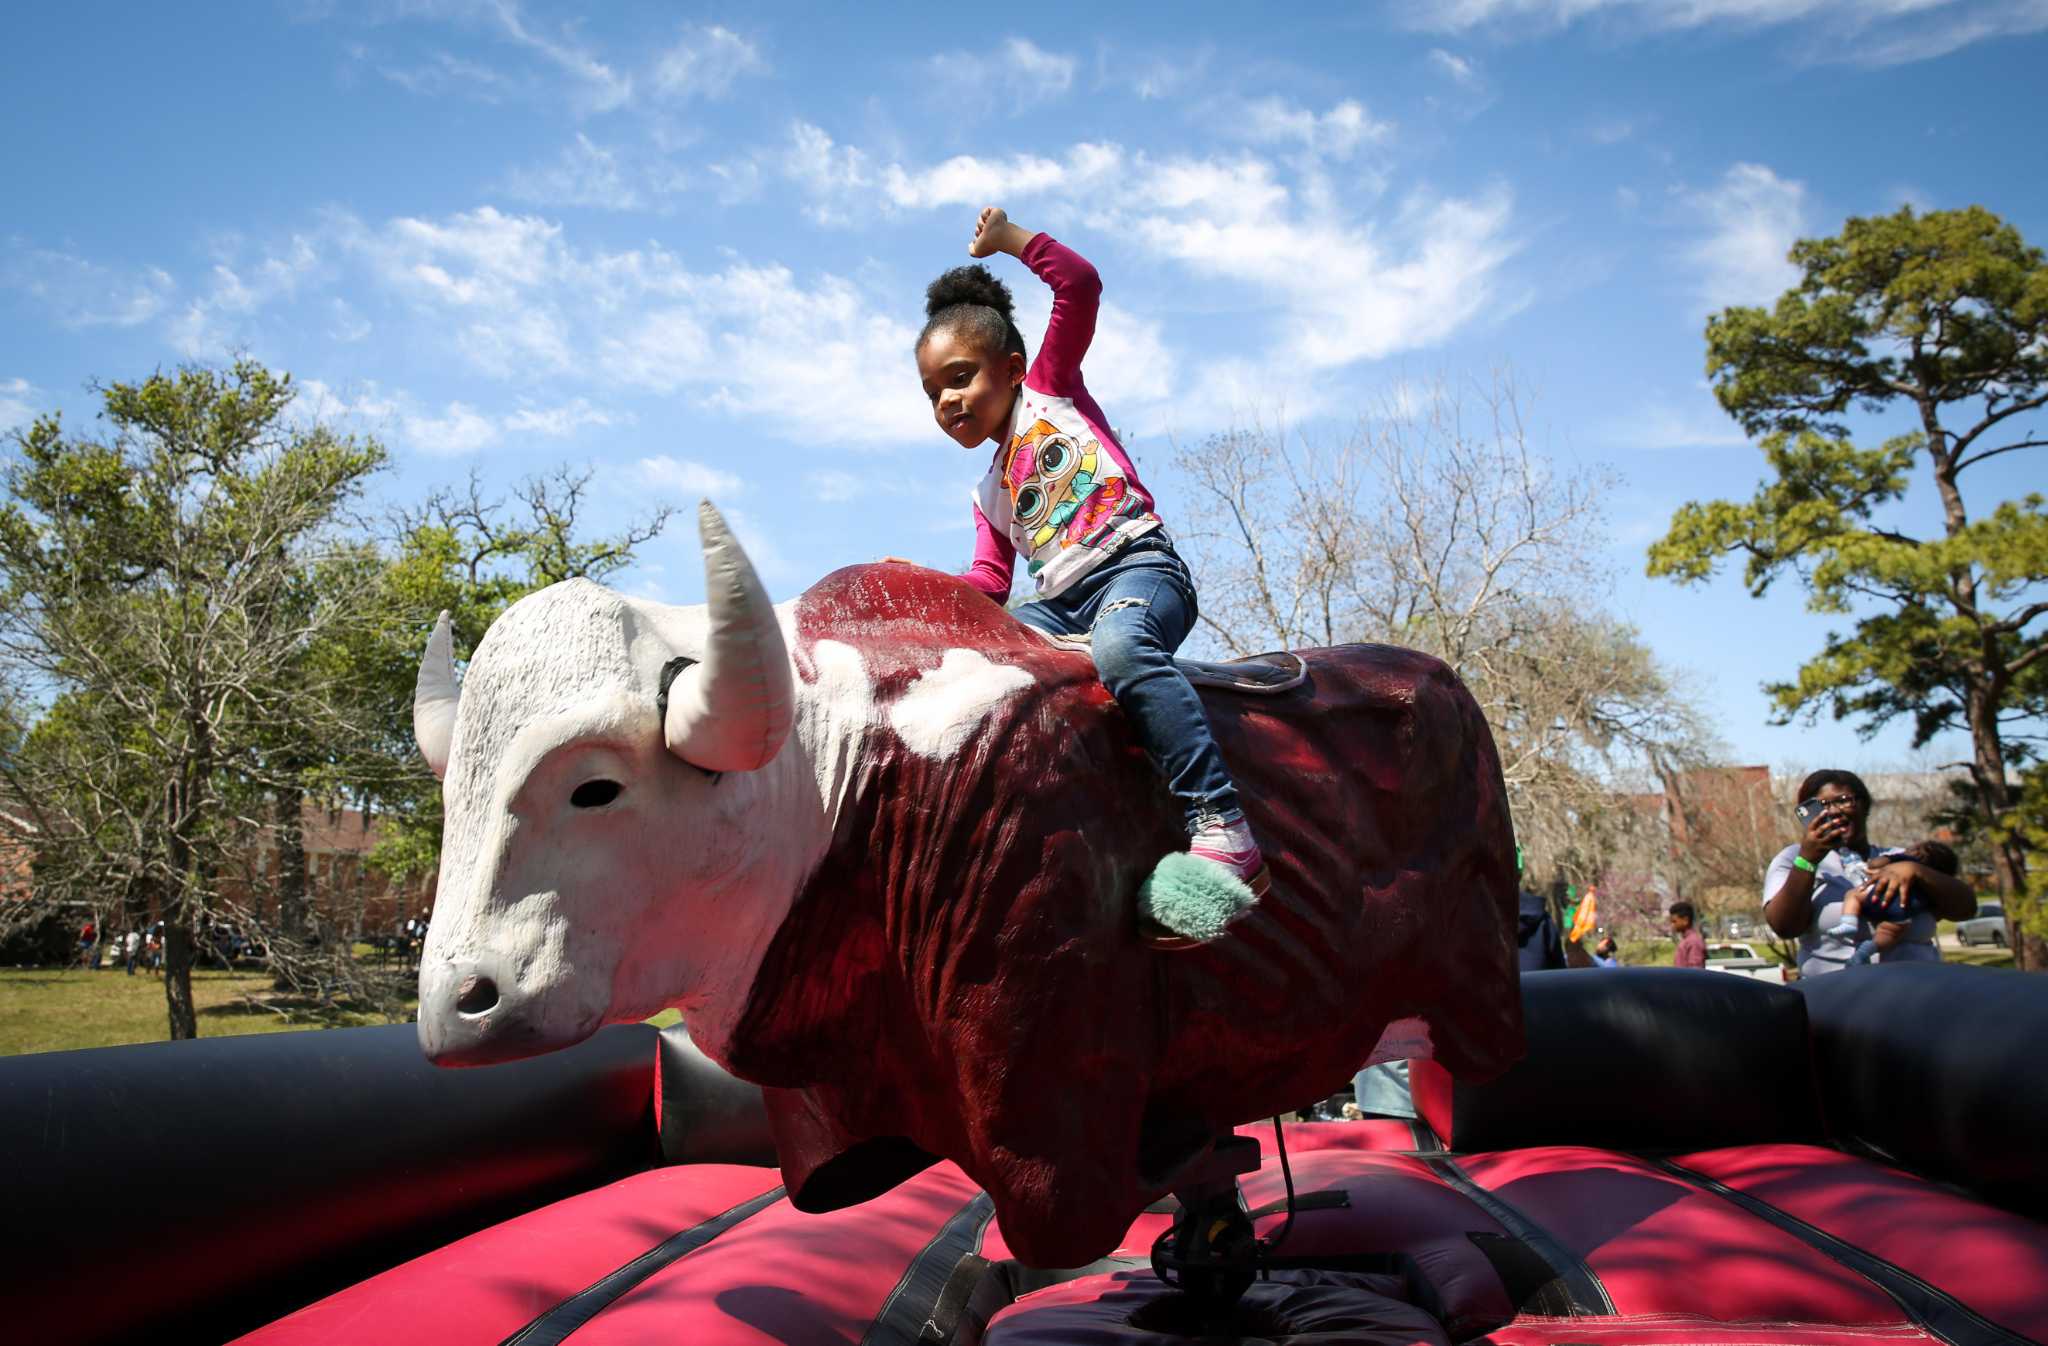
{"left": 1705, "top": 941, "right": 1791, "bottom": 983}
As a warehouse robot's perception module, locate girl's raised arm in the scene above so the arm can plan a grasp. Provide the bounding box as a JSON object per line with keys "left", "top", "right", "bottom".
{"left": 969, "top": 206, "right": 1100, "bottom": 397}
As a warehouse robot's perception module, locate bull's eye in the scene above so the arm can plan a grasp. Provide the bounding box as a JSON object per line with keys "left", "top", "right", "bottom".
{"left": 571, "top": 779, "right": 623, "bottom": 809}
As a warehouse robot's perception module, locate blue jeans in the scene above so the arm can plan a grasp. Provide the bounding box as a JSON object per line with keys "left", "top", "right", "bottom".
{"left": 1012, "top": 536, "right": 1241, "bottom": 832}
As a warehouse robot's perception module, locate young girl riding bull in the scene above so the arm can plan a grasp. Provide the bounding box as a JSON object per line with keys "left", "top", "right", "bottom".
{"left": 890, "top": 207, "right": 1264, "bottom": 938}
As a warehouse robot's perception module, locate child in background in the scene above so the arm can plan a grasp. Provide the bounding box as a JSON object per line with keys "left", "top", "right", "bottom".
{"left": 904, "top": 206, "right": 1263, "bottom": 945}
{"left": 1830, "top": 839, "right": 1959, "bottom": 965}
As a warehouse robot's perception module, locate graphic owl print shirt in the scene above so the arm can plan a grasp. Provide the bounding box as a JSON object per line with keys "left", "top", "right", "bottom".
{"left": 965, "top": 235, "right": 1161, "bottom": 602}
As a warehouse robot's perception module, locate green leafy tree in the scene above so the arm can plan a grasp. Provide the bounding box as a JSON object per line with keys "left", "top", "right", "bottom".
{"left": 1648, "top": 205, "right": 2048, "bottom": 967}
{"left": 0, "top": 362, "right": 387, "bottom": 1035}
{"left": 361, "top": 468, "right": 675, "bottom": 896}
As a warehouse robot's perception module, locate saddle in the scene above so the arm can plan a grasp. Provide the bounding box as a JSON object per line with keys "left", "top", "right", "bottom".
{"left": 1032, "top": 630, "right": 1308, "bottom": 695}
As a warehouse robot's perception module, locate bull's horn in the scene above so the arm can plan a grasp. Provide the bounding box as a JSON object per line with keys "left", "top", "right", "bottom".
{"left": 414, "top": 610, "right": 459, "bottom": 781}
{"left": 664, "top": 501, "right": 794, "bottom": 773}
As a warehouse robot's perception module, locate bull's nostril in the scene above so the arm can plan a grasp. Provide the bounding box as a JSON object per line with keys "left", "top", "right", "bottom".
{"left": 455, "top": 975, "right": 499, "bottom": 1016}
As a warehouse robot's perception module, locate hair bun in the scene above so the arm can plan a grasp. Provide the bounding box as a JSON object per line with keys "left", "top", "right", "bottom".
{"left": 925, "top": 265, "right": 1015, "bottom": 321}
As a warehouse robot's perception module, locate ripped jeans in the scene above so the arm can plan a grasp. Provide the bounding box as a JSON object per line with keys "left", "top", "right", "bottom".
{"left": 1012, "top": 535, "right": 1242, "bottom": 833}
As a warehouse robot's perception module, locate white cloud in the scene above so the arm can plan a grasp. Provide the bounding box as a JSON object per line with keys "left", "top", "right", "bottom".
{"left": 1236, "top": 97, "right": 1392, "bottom": 159}
{"left": 1109, "top": 160, "right": 1519, "bottom": 369}
{"left": 371, "top": 206, "right": 563, "bottom": 309}
{"left": 1396, "top": 0, "right": 2043, "bottom": 65}
{"left": 923, "top": 36, "right": 1076, "bottom": 114}
{"left": 880, "top": 148, "right": 1084, "bottom": 210}
{"left": 505, "top": 398, "right": 617, "bottom": 436}
{"left": 1129, "top": 46, "right": 1213, "bottom": 99}
{"left": 636, "top": 454, "right": 746, "bottom": 498}
{"left": 377, "top": 50, "right": 511, "bottom": 101}
{"left": 344, "top": 203, "right": 931, "bottom": 447}
{"left": 713, "top": 505, "right": 796, "bottom": 583}
{"left": 3, "top": 248, "right": 175, "bottom": 328}
{"left": 461, "top": 307, "right": 577, "bottom": 378}
{"left": 502, "top": 134, "right": 648, "bottom": 211}
{"left": 164, "top": 235, "right": 320, "bottom": 357}
{"left": 293, "top": 379, "right": 407, "bottom": 440}
{"left": 775, "top": 123, "right": 1111, "bottom": 222}
{"left": 1003, "top": 36, "right": 1076, "bottom": 92}
{"left": 296, "top": 379, "right": 615, "bottom": 454}
{"left": 1681, "top": 162, "right": 1808, "bottom": 314}
{"left": 405, "top": 401, "right": 500, "bottom": 457}
{"left": 1407, "top": 0, "right": 1952, "bottom": 31}
{"left": 1, "top": 377, "right": 39, "bottom": 429}
{"left": 770, "top": 131, "right": 1518, "bottom": 375}
{"left": 344, "top": 1, "right": 630, "bottom": 110}
{"left": 807, "top": 469, "right": 862, "bottom": 503}
{"left": 1011, "top": 291, "right": 1178, "bottom": 410}
{"left": 679, "top": 265, "right": 930, "bottom": 446}
{"left": 1428, "top": 48, "right": 1480, "bottom": 84}
{"left": 330, "top": 298, "right": 372, "bottom": 343}
{"left": 484, "top": 0, "right": 631, "bottom": 111}
{"left": 653, "top": 24, "right": 766, "bottom": 100}
{"left": 599, "top": 309, "right": 714, "bottom": 390}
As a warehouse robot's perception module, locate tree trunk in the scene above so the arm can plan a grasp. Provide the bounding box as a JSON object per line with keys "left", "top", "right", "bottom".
{"left": 163, "top": 913, "right": 198, "bottom": 1039}
{"left": 272, "top": 787, "right": 309, "bottom": 989}
{"left": 1930, "top": 416, "right": 2039, "bottom": 970}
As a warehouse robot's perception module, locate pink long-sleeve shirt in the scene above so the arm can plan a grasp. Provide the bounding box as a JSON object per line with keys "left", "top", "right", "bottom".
{"left": 964, "top": 235, "right": 1161, "bottom": 602}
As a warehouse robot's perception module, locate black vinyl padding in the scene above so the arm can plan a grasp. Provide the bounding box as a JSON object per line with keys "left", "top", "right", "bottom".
{"left": 655, "top": 1022, "right": 779, "bottom": 1166}
{"left": 1797, "top": 962, "right": 2048, "bottom": 1219}
{"left": 0, "top": 1021, "right": 659, "bottom": 1346}
{"left": 1431, "top": 968, "right": 1825, "bottom": 1153}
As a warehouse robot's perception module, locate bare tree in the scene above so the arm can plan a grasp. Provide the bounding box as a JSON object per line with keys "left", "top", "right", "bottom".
{"left": 1174, "top": 370, "right": 1718, "bottom": 896}
{"left": 0, "top": 363, "right": 388, "bottom": 1038}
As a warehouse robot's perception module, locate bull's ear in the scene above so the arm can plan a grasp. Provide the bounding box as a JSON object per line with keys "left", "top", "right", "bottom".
{"left": 663, "top": 502, "right": 793, "bottom": 773}
{"left": 414, "top": 610, "right": 460, "bottom": 781}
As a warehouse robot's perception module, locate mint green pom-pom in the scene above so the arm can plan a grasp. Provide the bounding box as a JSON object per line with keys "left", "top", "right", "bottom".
{"left": 1138, "top": 852, "right": 1256, "bottom": 942}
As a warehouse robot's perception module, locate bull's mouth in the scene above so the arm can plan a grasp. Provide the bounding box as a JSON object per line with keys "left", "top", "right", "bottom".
{"left": 417, "top": 1011, "right": 596, "bottom": 1067}
{"left": 416, "top": 962, "right": 602, "bottom": 1067}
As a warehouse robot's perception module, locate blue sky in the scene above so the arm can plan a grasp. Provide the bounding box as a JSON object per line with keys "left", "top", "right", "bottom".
{"left": 3, "top": 0, "right": 2044, "bottom": 774}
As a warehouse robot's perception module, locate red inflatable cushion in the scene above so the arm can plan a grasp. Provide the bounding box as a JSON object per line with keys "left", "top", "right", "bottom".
{"left": 563, "top": 1160, "right": 989, "bottom": 1345}
{"left": 1451, "top": 1147, "right": 1908, "bottom": 1326}
{"left": 229, "top": 1164, "right": 781, "bottom": 1346}
{"left": 984, "top": 1268, "right": 1452, "bottom": 1345}
{"left": 976, "top": 1146, "right": 1517, "bottom": 1340}
{"left": 1675, "top": 1144, "right": 2048, "bottom": 1343}
{"left": 1235, "top": 1118, "right": 1436, "bottom": 1154}
{"left": 1480, "top": 1316, "right": 1939, "bottom": 1344}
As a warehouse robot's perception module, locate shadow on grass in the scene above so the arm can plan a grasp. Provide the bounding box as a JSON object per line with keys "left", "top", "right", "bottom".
{"left": 200, "top": 967, "right": 419, "bottom": 1027}
{"left": 200, "top": 995, "right": 414, "bottom": 1028}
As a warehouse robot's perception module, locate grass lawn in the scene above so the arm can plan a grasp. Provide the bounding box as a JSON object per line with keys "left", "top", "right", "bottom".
{"left": 0, "top": 963, "right": 686, "bottom": 1058}
{"left": 0, "top": 965, "right": 417, "bottom": 1057}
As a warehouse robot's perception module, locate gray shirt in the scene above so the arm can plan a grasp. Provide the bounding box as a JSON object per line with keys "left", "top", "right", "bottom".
{"left": 1763, "top": 842, "right": 1941, "bottom": 976}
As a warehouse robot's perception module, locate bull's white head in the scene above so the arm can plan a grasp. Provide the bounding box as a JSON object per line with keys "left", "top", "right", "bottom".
{"left": 414, "top": 501, "right": 820, "bottom": 1068}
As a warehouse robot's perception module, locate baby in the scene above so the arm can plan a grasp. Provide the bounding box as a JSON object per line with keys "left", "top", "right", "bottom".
{"left": 1829, "top": 840, "right": 1959, "bottom": 965}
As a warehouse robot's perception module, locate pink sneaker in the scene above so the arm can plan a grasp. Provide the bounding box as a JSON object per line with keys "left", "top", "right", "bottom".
{"left": 1188, "top": 815, "right": 1271, "bottom": 900}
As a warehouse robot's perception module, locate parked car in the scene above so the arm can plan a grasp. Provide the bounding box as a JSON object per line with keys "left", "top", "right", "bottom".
{"left": 1955, "top": 903, "right": 2008, "bottom": 947}
{"left": 1705, "top": 941, "right": 1788, "bottom": 983}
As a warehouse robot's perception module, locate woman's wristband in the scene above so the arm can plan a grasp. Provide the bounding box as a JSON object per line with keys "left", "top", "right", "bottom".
{"left": 1792, "top": 855, "right": 1817, "bottom": 873}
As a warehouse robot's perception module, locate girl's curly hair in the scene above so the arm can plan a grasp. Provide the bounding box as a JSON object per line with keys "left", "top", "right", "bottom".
{"left": 916, "top": 264, "right": 1028, "bottom": 359}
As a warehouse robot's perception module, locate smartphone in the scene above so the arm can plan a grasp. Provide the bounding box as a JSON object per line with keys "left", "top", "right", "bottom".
{"left": 1795, "top": 798, "right": 1826, "bottom": 826}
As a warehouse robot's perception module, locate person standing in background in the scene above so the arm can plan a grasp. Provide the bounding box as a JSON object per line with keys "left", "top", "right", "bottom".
{"left": 1670, "top": 902, "right": 1706, "bottom": 969}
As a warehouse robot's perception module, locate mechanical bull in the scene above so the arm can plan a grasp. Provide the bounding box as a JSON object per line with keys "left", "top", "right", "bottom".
{"left": 414, "top": 502, "right": 1523, "bottom": 1267}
